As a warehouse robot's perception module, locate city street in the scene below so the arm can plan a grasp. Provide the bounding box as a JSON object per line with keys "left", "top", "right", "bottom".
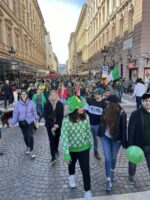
{"left": 0, "top": 96, "right": 150, "bottom": 200}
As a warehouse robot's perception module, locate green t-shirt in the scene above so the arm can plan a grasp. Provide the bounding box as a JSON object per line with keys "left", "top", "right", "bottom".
{"left": 143, "top": 108, "right": 150, "bottom": 145}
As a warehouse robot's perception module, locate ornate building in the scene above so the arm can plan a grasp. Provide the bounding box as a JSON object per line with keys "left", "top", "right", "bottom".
{"left": 0, "top": 0, "right": 47, "bottom": 82}
{"left": 68, "top": 32, "right": 76, "bottom": 73}
{"left": 69, "top": 0, "right": 150, "bottom": 81}
{"left": 68, "top": 4, "right": 88, "bottom": 74}
{"left": 87, "top": 0, "right": 150, "bottom": 81}
{"left": 45, "top": 32, "right": 58, "bottom": 72}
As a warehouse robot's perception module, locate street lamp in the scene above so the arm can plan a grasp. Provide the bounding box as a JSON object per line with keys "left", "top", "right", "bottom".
{"left": 8, "top": 46, "right": 16, "bottom": 57}
{"left": 8, "top": 47, "right": 19, "bottom": 82}
{"left": 101, "top": 46, "right": 108, "bottom": 66}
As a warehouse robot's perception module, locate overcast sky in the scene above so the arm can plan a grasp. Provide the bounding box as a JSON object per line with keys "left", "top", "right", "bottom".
{"left": 37, "top": 0, "right": 85, "bottom": 64}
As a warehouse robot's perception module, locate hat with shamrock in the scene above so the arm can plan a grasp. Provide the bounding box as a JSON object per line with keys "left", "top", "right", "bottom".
{"left": 66, "top": 96, "right": 85, "bottom": 113}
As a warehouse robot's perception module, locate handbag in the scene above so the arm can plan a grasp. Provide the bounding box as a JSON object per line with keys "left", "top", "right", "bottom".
{"left": 19, "top": 120, "right": 28, "bottom": 128}
{"left": 19, "top": 103, "right": 29, "bottom": 128}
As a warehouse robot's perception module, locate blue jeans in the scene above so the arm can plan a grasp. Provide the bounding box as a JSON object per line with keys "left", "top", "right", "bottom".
{"left": 136, "top": 96, "right": 142, "bottom": 109}
{"left": 37, "top": 104, "right": 43, "bottom": 122}
{"left": 91, "top": 124, "right": 100, "bottom": 153}
{"left": 101, "top": 135, "right": 121, "bottom": 178}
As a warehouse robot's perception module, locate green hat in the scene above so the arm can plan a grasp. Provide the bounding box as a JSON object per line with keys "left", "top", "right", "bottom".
{"left": 93, "top": 88, "right": 104, "bottom": 95}
{"left": 66, "top": 96, "right": 85, "bottom": 113}
{"left": 125, "top": 146, "right": 145, "bottom": 164}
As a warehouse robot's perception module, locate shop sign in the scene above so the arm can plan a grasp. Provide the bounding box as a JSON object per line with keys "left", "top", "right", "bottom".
{"left": 123, "top": 38, "right": 133, "bottom": 50}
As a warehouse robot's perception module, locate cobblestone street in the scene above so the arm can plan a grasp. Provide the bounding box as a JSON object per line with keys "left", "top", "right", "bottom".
{"left": 0, "top": 98, "right": 150, "bottom": 200}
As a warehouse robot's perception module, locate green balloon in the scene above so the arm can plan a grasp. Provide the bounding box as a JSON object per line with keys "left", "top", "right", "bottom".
{"left": 126, "top": 146, "right": 145, "bottom": 164}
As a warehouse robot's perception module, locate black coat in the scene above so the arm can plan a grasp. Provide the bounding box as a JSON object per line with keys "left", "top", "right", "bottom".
{"left": 128, "top": 107, "right": 145, "bottom": 148}
{"left": 2, "top": 84, "right": 13, "bottom": 96}
{"left": 98, "top": 107, "right": 127, "bottom": 148}
{"left": 44, "top": 100, "right": 64, "bottom": 130}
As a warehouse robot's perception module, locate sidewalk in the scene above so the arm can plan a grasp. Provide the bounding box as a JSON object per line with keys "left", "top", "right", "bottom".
{"left": 73, "top": 191, "right": 150, "bottom": 200}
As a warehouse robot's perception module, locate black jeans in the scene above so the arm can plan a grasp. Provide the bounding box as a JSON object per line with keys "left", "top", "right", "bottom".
{"left": 47, "top": 128, "right": 60, "bottom": 160}
{"left": 129, "top": 145, "right": 150, "bottom": 176}
{"left": 4, "top": 95, "right": 12, "bottom": 108}
{"left": 69, "top": 149, "right": 91, "bottom": 191}
{"left": 19, "top": 122, "right": 34, "bottom": 151}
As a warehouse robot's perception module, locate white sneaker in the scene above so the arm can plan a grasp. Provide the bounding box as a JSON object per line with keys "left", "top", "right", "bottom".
{"left": 68, "top": 175, "right": 76, "bottom": 188}
{"left": 25, "top": 147, "right": 30, "bottom": 155}
{"left": 30, "top": 151, "right": 36, "bottom": 159}
{"left": 85, "top": 191, "right": 92, "bottom": 200}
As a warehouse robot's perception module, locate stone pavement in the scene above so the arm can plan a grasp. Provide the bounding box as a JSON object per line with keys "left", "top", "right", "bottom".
{"left": 0, "top": 96, "right": 150, "bottom": 200}
{"left": 73, "top": 191, "right": 150, "bottom": 200}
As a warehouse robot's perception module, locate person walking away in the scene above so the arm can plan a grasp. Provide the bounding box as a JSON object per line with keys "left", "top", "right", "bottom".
{"left": 2, "top": 80, "right": 14, "bottom": 109}
{"left": 128, "top": 92, "right": 150, "bottom": 184}
{"left": 133, "top": 78, "right": 146, "bottom": 108}
{"left": 61, "top": 96, "right": 93, "bottom": 200}
{"left": 28, "top": 84, "right": 37, "bottom": 100}
{"left": 9, "top": 90, "right": 39, "bottom": 158}
{"left": 86, "top": 88, "right": 107, "bottom": 159}
{"left": 58, "top": 82, "right": 68, "bottom": 105}
{"left": 44, "top": 82, "right": 51, "bottom": 102}
{"left": 44, "top": 90, "right": 64, "bottom": 164}
{"left": 32, "top": 90, "right": 46, "bottom": 123}
{"left": 98, "top": 95, "right": 127, "bottom": 191}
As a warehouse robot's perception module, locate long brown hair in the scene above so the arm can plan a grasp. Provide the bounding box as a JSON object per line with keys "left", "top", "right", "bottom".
{"left": 101, "top": 102, "right": 120, "bottom": 137}
{"left": 69, "top": 109, "right": 86, "bottom": 123}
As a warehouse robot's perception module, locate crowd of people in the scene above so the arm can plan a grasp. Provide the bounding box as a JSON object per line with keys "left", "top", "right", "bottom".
{"left": 0, "top": 75, "right": 150, "bottom": 200}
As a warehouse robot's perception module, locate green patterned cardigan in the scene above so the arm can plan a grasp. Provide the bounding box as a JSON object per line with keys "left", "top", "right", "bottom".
{"left": 61, "top": 115, "right": 92, "bottom": 160}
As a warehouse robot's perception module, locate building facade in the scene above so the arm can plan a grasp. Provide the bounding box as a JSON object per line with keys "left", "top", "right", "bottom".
{"left": 45, "top": 32, "right": 57, "bottom": 72}
{"left": 75, "top": 4, "right": 88, "bottom": 74}
{"left": 68, "top": 4, "right": 88, "bottom": 74}
{"left": 69, "top": 0, "right": 150, "bottom": 81}
{"left": 87, "top": 0, "right": 150, "bottom": 81}
{"left": 68, "top": 32, "right": 76, "bottom": 73}
{"left": 0, "top": 0, "right": 47, "bottom": 82}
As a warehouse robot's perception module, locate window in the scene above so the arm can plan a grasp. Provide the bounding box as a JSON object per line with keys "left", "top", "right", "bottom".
{"left": 119, "top": 17, "right": 124, "bottom": 37}
{"left": 107, "top": 0, "right": 110, "bottom": 16}
{"left": 6, "top": 26, "right": 12, "bottom": 48}
{"left": 15, "top": 33, "right": 20, "bottom": 52}
{"left": 129, "top": 9, "right": 134, "bottom": 32}
{"left": 13, "top": 0, "right": 18, "bottom": 16}
{"left": 102, "top": 6, "right": 105, "bottom": 24}
{"left": 22, "top": 5, "right": 25, "bottom": 23}
{"left": 99, "top": 12, "right": 101, "bottom": 29}
{"left": 112, "top": 24, "right": 116, "bottom": 42}
{"left": 0, "top": 20, "right": 2, "bottom": 42}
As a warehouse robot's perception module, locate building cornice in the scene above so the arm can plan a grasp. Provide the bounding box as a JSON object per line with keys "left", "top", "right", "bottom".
{"left": 75, "top": 3, "right": 87, "bottom": 34}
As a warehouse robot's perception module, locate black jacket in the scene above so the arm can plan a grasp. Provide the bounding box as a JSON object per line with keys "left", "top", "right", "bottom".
{"left": 2, "top": 84, "right": 13, "bottom": 96}
{"left": 44, "top": 100, "right": 64, "bottom": 130}
{"left": 98, "top": 107, "right": 127, "bottom": 148}
{"left": 128, "top": 107, "right": 145, "bottom": 148}
{"left": 29, "top": 89, "right": 37, "bottom": 100}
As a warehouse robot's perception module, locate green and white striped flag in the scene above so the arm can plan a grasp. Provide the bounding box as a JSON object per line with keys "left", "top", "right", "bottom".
{"left": 108, "top": 65, "right": 119, "bottom": 82}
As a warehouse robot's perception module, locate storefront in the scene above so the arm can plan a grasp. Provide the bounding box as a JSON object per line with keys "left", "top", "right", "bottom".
{"left": 0, "top": 57, "right": 39, "bottom": 83}
{"left": 128, "top": 63, "right": 138, "bottom": 82}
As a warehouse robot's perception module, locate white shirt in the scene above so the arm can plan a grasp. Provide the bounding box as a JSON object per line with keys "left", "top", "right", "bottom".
{"left": 105, "top": 129, "right": 112, "bottom": 138}
{"left": 133, "top": 83, "right": 146, "bottom": 97}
